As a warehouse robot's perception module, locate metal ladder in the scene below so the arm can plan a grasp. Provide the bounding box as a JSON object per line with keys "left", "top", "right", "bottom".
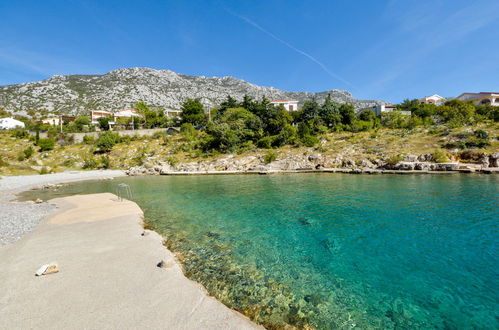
{"left": 116, "top": 183, "right": 133, "bottom": 201}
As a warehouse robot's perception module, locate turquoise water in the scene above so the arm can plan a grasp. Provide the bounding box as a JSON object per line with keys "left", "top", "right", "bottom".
{"left": 25, "top": 174, "right": 499, "bottom": 329}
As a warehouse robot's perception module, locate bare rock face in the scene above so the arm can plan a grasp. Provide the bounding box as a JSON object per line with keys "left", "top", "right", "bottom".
{"left": 0, "top": 67, "right": 384, "bottom": 115}
{"left": 479, "top": 154, "right": 490, "bottom": 168}
{"left": 432, "top": 163, "right": 460, "bottom": 171}
{"left": 404, "top": 155, "right": 419, "bottom": 162}
{"left": 418, "top": 154, "right": 434, "bottom": 162}
{"left": 489, "top": 152, "right": 499, "bottom": 167}
{"left": 396, "top": 162, "right": 415, "bottom": 171}
{"left": 342, "top": 158, "right": 356, "bottom": 168}
{"left": 359, "top": 159, "right": 375, "bottom": 169}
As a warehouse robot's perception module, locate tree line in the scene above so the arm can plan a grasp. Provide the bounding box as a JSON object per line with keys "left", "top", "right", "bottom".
{"left": 177, "top": 95, "right": 498, "bottom": 152}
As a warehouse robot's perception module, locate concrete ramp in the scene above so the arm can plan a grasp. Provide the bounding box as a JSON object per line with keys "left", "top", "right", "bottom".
{"left": 0, "top": 193, "right": 261, "bottom": 329}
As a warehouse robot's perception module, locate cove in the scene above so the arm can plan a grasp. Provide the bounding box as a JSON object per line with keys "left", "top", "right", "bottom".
{"left": 23, "top": 174, "right": 499, "bottom": 329}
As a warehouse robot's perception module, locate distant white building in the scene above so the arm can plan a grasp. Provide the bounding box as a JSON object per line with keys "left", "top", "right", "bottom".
{"left": 372, "top": 104, "right": 411, "bottom": 116}
{"left": 113, "top": 108, "right": 141, "bottom": 119}
{"left": 418, "top": 94, "right": 445, "bottom": 104}
{"left": 165, "top": 109, "right": 182, "bottom": 117}
{"left": 269, "top": 100, "right": 299, "bottom": 111}
{"left": 41, "top": 117, "right": 61, "bottom": 126}
{"left": 0, "top": 118, "right": 25, "bottom": 130}
{"left": 456, "top": 92, "right": 499, "bottom": 106}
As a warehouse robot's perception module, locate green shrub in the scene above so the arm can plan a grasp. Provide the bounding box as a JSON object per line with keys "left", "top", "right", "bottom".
{"left": 300, "top": 134, "right": 319, "bottom": 147}
{"left": 464, "top": 138, "right": 490, "bottom": 149}
{"left": 82, "top": 157, "right": 97, "bottom": 169}
{"left": 99, "top": 156, "right": 111, "bottom": 169}
{"left": 120, "top": 135, "right": 131, "bottom": 144}
{"left": 0, "top": 156, "right": 9, "bottom": 167}
{"left": 386, "top": 154, "right": 404, "bottom": 166}
{"left": 97, "top": 117, "right": 112, "bottom": 131}
{"left": 37, "top": 138, "right": 55, "bottom": 151}
{"left": 39, "top": 166, "right": 50, "bottom": 175}
{"left": 96, "top": 131, "right": 120, "bottom": 152}
{"left": 46, "top": 126, "right": 59, "bottom": 138}
{"left": 166, "top": 156, "right": 178, "bottom": 167}
{"left": 152, "top": 131, "right": 167, "bottom": 140}
{"left": 443, "top": 141, "right": 466, "bottom": 149}
{"left": 432, "top": 150, "right": 450, "bottom": 163}
{"left": 257, "top": 136, "right": 274, "bottom": 149}
{"left": 474, "top": 129, "right": 489, "bottom": 139}
{"left": 180, "top": 123, "right": 197, "bottom": 141}
{"left": 82, "top": 135, "right": 95, "bottom": 144}
{"left": 131, "top": 153, "right": 147, "bottom": 166}
{"left": 23, "top": 146, "right": 34, "bottom": 159}
{"left": 264, "top": 151, "right": 277, "bottom": 164}
{"left": 11, "top": 128, "right": 29, "bottom": 139}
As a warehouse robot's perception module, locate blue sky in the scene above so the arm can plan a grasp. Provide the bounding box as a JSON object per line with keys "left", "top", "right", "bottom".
{"left": 0, "top": 0, "right": 498, "bottom": 103}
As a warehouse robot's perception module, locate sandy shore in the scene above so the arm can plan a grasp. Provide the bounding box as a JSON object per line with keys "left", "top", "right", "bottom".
{"left": 0, "top": 192, "right": 261, "bottom": 329}
{"left": 0, "top": 170, "right": 126, "bottom": 245}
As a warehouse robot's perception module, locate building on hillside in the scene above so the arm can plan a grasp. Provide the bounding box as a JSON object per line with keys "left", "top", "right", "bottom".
{"left": 165, "top": 109, "right": 182, "bottom": 117}
{"left": 90, "top": 110, "right": 113, "bottom": 125}
{"left": 0, "top": 117, "right": 25, "bottom": 130}
{"left": 372, "top": 104, "right": 411, "bottom": 116}
{"left": 113, "top": 108, "right": 141, "bottom": 119}
{"left": 456, "top": 92, "right": 499, "bottom": 106}
{"left": 42, "top": 117, "right": 60, "bottom": 126}
{"left": 269, "top": 100, "right": 299, "bottom": 111}
{"left": 41, "top": 116, "right": 75, "bottom": 126}
{"left": 418, "top": 94, "right": 445, "bottom": 104}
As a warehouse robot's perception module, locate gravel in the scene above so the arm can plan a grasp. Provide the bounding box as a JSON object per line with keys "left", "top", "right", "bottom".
{"left": 0, "top": 170, "right": 126, "bottom": 246}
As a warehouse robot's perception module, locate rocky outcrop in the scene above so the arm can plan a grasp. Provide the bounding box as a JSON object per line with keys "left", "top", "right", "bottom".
{"left": 489, "top": 152, "right": 499, "bottom": 167}
{"left": 125, "top": 151, "right": 499, "bottom": 176}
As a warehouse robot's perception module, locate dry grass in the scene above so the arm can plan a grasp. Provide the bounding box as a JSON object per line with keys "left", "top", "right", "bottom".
{"left": 1, "top": 122, "right": 497, "bottom": 175}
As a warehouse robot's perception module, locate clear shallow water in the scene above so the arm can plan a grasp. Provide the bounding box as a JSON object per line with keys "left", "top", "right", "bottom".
{"left": 24, "top": 174, "right": 499, "bottom": 329}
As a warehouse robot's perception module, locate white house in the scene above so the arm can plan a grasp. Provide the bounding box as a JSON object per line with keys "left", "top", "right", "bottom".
{"left": 0, "top": 118, "right": 25, "bottom": 130}
{"left": 90, "top": 110, "right": 113, "bottom": 125}
{"left": 269, "top": 100, "right": 299, "bottom": 111}
{"left": 418, "top": 94, "right": 445, "bottom": 104}
{"left": 372, "top": 104, "right": 411, "bottom": 116}
{"left": 456, "top": 92, "right": 499, "bottom": 106}
{"left": 113, "top": 108, "right": 141, "bottom": 119}
{"left": 41, "top": 117, "right": 61, "bottom": 126}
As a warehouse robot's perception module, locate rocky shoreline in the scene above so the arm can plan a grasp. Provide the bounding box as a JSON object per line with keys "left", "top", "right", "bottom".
{"left": 126, "top": 152, "right": 499, "bottom": 176}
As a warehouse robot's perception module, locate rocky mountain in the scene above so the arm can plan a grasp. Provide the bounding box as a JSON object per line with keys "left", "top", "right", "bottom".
{"left": 0, "top": 67, "right": 384, "bottom": 115}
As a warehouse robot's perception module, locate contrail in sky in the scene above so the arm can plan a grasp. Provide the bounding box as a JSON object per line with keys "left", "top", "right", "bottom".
{"left": 223, "top": 7, "right": 355, "bottom": 88}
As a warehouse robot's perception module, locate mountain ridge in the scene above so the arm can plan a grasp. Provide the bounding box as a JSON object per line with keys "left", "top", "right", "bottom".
{"left": 0, "top": 67, "right": 385, "bottom": 115}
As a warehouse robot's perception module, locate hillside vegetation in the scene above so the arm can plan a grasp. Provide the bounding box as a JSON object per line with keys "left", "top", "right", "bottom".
{"left": 1, "top": 95, "right": 498, "bottom": 175}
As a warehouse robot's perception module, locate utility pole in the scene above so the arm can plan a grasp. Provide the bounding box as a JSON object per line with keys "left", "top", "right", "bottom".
{"left": 59, "top": 115, "right": 62, "bottom": 133}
